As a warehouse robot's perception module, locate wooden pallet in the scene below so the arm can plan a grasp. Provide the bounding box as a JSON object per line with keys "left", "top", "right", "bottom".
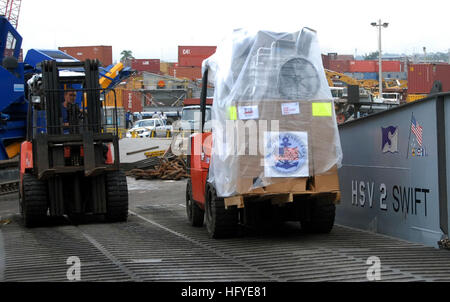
{"left": 224, "top": 170, "right": 341, "bottom": 209}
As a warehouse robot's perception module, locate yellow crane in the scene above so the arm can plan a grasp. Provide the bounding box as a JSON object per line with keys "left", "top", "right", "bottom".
{"left": 325, "top": 69, "right": 359, "bottom": 87}
{"left": 99, "top": 62, "right": 125, "bottom": 89}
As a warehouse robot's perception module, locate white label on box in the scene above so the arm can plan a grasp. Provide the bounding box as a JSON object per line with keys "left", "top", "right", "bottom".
{"left": 238, "top": 105, "right": 259, "bottom": 120}
{"left": 281, "top": 102, "right": 300, "bottom": 115}
{"left": 264, "top": 131, "right": 309, "bottom": 178}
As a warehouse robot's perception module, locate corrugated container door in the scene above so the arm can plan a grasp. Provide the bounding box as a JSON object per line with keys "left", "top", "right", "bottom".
{"left": 408, "top": 64, "right": 432, "bottom": 94}
{"left": 436, "top": 64, "right": 450, "bottom": 92}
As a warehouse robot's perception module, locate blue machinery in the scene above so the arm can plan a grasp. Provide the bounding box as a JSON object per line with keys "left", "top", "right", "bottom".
{"left": 336, "top": 91, "right": 450, "bottom": 249}
{"left": 0, "top": 15, "right": 80, "bottom": 160}
{"left": 0, "top": 15, "right": 25, "bottom": 160}
{"left": 0, "top": 16, "right": 132, "bottom": 160}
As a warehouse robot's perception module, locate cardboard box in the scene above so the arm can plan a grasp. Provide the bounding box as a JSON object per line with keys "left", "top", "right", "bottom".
{"left": 231, "top": 99, "right": 339, "bottom": 195}
{"left": 236, "top": 166, "right": 339, "bottom": 195}
{"left": 311, "top": 166, "right": 340, "bottom": 192}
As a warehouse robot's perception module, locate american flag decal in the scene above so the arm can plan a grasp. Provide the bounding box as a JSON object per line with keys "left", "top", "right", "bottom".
{"left": 411, "top": 115, "right": 423, "bottom": 146}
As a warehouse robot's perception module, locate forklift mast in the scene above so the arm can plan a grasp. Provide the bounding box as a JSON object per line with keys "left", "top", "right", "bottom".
{"left": 27, "top": 59, "right": 120, "bottom": 178}
{"left": 199, "top": 69, "right": 209, "bottom": 134}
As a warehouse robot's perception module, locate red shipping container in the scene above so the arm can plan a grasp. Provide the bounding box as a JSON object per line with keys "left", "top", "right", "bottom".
{"left": 375, "top": 61, "right": 402, "bottom": 72}
{"left": 178, "top": 46, "right": 216, "bottom": 67}
{"left": 328, "top": 60, "right": 350, "bottom": 73}
{"left": 131, "top": 59, "right": 160, "bottom": 73}
{"left": 169, "top": 66, "right": 202, "bottom": 80}
{"left": 349, "top": 60, "right": 377, "bottom": 73}
{"left": 59, "top": 46, "right": 113, "bottom": 66}
{"left": 122, "top": 90, "right": 143, "bottom": 113}
{"left": 408, "top": 63, "right": 450, "bottom": 94}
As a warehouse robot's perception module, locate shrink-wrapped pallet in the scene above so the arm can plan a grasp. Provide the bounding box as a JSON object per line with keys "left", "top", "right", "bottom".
{"left": 202, "top": 28, "right": 342, "bottom": 197}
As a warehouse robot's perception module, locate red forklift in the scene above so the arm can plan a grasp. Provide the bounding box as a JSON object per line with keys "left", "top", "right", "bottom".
{"left": 19, "top": 59, "right": 128, "bottom": 227}
{"left": 186, "top": 29, "right": 340, "bottom": 238}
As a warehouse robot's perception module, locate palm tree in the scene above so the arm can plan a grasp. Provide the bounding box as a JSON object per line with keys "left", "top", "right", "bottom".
{"left": 120, "top": 50, "right": 135, "bottom": 66}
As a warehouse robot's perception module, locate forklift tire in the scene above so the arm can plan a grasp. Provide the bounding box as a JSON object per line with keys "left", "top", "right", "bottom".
{"left": 300, "top": 194, "right": 336, "bottom": 234}
{"left": 186, "top": 179, "right": 204, "bottom": 227}
{"left": 205, "top": 183, "right": 238, "bottom": 239}
{"left": 21, "top": 173, "right": 48, "bottom": 227}
{"left": 105, "top": 170, "right": 129, "bottom": 222}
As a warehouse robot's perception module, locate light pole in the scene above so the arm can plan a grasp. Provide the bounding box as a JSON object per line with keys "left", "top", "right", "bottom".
{"left": 371, "top": 19, "right": 388, "bottom": 101}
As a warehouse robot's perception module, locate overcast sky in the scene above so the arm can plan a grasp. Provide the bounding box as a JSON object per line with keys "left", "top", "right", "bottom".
{"left": 18, "top": 0, "right": 449, "bottom": 63}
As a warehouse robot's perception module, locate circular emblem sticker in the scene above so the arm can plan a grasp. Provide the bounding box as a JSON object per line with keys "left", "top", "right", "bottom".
{"left": 264, "top": 131, "right": 309, "bottom": 177}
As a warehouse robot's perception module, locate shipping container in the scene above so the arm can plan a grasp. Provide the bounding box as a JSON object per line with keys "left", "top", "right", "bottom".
{"left": 122, "top": 90, "right": 143, "bottom": 113}
{"left": 58, "top": 46, "right": 113, "bottom": 66}
{"left": 178, "top": 46, "right": 216, "bottom": 67}
{"left": 328, "top": 60, "right": 350, "bottom": 73}
{"left": 321, "top": 54, "right": 330, "bottom": 70}
{"left": 131, "top": 59, "right": 160, "bottom": 73}
{"left": 408, "top": 63, "right": 450, "bottom": 94}
{"left": 349, "top": 60, "right": 377, "bottom": 73}
{"left": 375, "top": 61, "right": 402, "bottom": 72}
{"left": 169, "top": 66, "right": 202, "bottom": 81}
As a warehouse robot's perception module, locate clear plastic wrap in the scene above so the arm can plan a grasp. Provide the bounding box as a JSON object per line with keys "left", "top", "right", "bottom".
{"left": 203, "top": 28, "right": 343, "bottom": 197}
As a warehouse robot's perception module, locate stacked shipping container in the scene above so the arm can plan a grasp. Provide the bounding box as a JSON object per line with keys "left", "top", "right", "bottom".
{"left": 323, "top": 58, "right": 404, "bottom": 73}
{"left": 58, "top": 46, "right": 113, "bottom": 66}
{"left": 348, "top": 60, "right": 377, "bottom": 73}
{"left": 178, "top": 46, "right": 216, "bottom": 67}
{"left": 324, "top": 57, "right": 407, "bottom": 80}
{"left": 131, "top": 59, "right": 160, "bottom": 73}
{"left": 169, "top": 46, "right": 217, "bottom": 80}
{"left": 329, "top": 60, "right": 350, "bottom": 73}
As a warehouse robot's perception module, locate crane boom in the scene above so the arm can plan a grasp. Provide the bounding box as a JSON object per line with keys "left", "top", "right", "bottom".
{"left": 0, "top": 0, "right": 22, "bottom": 29}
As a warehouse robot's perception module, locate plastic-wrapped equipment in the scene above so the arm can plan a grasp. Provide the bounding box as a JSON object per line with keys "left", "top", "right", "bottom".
{"left": 203, "top": 28, "right": 343, "bottom": 197}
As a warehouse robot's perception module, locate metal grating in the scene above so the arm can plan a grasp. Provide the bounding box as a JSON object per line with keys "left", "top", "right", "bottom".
{"left": 1, "top": 184, "right": 450, "bottom": 282}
